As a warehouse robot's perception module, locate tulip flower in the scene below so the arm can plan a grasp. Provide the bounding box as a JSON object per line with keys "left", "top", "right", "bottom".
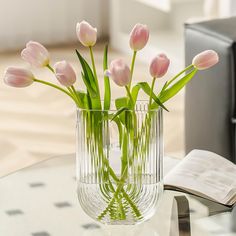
{"left": 129, "top": 23, "right": 149, "bottom": 51}
{"left": 21, "top": 41, "right": 50, "bottom": 68}
{"left": 149, "top": 54, "right": 170, "bottom": 78}
{"left": 192, "top": 50, "right": 219, "bottom": 70}
{"left": 76, "top": 21, "right": 97, "bottom": 47}
{"left": 54, "top": 61, "right": 76, "bottom": 87}
{"left": 4, "top": 67, "right": 34, "bottom": 87}
{"left": 106, "top": 59, "right": 131, "bottom": 87}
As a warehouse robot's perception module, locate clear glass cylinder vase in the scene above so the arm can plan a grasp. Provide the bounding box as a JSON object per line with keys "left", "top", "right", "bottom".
{"left": 76, "top": 102, "right": 163, "bottom": 225}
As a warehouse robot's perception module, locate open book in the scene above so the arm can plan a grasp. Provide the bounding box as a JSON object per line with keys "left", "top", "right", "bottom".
{"left": 164, "top": 150, "right": 236, "bottom": 206}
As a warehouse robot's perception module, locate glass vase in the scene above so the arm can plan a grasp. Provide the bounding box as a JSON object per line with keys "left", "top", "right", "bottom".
{"left": 76, "top": 102, "right": 163, "bottom": 225}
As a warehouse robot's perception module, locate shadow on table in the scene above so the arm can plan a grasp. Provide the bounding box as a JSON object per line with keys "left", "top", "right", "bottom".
{"left": 81, "top": 195, "right": 236, "bottom": 236}
{"left": 81, "top": 196, "right": 191, "bottom": 236}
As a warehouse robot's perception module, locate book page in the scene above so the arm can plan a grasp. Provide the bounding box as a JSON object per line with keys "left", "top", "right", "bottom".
{"left": 164, "top": 150, "right": 236, "bottom": 205}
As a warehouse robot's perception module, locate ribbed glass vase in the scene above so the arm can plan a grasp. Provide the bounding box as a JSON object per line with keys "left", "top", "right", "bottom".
{"left": 76, "top": 102, "right": 163, "bottom": 225}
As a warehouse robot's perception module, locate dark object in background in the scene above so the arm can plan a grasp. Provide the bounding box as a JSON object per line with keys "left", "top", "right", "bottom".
{"left": 185, "top": 17, "right": 236, "bottom": 163}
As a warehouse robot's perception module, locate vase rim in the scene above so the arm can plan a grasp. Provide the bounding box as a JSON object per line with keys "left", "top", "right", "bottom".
{"left": 76, "top": 100, "right": 162, "bottom": 112}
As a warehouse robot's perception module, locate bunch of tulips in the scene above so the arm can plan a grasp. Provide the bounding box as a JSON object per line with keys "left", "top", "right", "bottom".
{"left": 3, "top": 20, "right": 219, "bottom": 222}
{"left": 3, "top": 20, "right": 218, "bottom": 111}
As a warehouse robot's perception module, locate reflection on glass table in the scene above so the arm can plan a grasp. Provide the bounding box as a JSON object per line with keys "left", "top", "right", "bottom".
{"left": 0, "top": 154, "right": 235, "bottom": 236}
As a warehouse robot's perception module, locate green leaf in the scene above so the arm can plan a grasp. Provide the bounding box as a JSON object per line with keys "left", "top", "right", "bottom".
{"left": 76, "top": 90, "right": 88, "bottom": 108}
{"left": 76, "top": 49, "right": 101, "bottom": 110}
{"left": 160, "top": 81, "right": 168, "bottom": 94}
{"left": 131, "top": 84, "right": 141, "bottom": 104}
{"left": 111, "top": 107, "right": 128, "bottom": 121}
{"left": 159, "top": 68, "right": 197, "bottom": 103}
{"left": 91, "top": 98, "right": 102, "bottom": 110}
{"left": 76, "top": 90, "right": 99, "bottom": 109}
{"left": 115, "top": 97, "right": 128, "bottom": 109}
{"left": 103, "top": 44, "right": 111, "bottom": 110}
{"left": 132, "top": 82, "right": 169, "bottom": 111}
{"left": 115, "top": 97, "right": 128, "bottom": 124}
{"left": 165, "top": 64, "right": 194, "bottom": 89}
{"left": 81, "top": 72, "right": 97, "bottom": 98}
{"left": 86, "top": 89, "right": 92, "bottom": 109}
{"left": 75, "top": 49, "right": 98, "bottom": 98}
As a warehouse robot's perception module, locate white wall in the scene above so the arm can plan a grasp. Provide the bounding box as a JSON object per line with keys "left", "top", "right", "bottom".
{"left": 204, "top": 0, "right": 236, "bottom": 18}
{"left": 218, "top": 0, "right": 236, "bottom": 17}
{"left": 0, "top": 0, "right": 109, "bottom": 51}
{"left": 80, "top": 0, "right": 109, "bottom": 38}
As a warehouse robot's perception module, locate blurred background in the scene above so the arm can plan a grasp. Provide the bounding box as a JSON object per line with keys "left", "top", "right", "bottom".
{"left": 0, "top": 0, "right": 235, "bottom": 176}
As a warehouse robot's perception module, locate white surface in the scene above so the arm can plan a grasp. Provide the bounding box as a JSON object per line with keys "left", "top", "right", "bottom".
{"left": 0, "top": 154, "right": 234, "bottom": 236}
{"left": 0, "top": 155, "right": 177, "bottom": 236}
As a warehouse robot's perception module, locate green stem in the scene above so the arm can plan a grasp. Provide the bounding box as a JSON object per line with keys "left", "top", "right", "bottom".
{"left": 67, "top": 87, "right": 80, "bottom": 106}
{"left": 148, "top": 77, "right": 156, "bottom": 110}
{"left": 89, "top": 46, "right": 101, "bottom": 108}
{"left": 101, "top": 150, "right": 136, "bottom": 219}
{"left": 45, "top": 64, "right": 82, "bottom": 106}
{"left": 71, "top": 85, "right": 83, "bottom": 107}
{"left": 45, "top": 64, "right": 82, "bottom": 107}
{"left": 121, "top": 189, "right": 141, "bottom": 218}
{"left": 91, "top": 125, "right": 141, "bottom": 220}
{"left": 128, "top": 50, "right": 137, "bottom": 89}
{"left": 46, "top": 64, "right": 54, "bottom": 73}
{"left": 103, "top": 45, "right": 111, "bottom": 110}
{"left": 99, "top": 121, "right": 141, "bottom": 220}
{"left": 121, "top": 129, "right": 128, "bottom": 176}
{"left": 67, "top": 86, "right": 73, "bottom": 94}
{"left": 98, "top": 165, "right": 142, "bottom": 220}
{"left": 125, "top": 86, "right": 134, "bottom": 108}
{"left": 166, "top": 64, "right": 193, "bottom": 87}
{"left": 33, "top": 78, "right": 80, "bottom": 106}
{"left": 89, "top": 46, "right": 98, "bottom": 86}
{"left": 117, "top": 196, "right": 126, "bottom": 220}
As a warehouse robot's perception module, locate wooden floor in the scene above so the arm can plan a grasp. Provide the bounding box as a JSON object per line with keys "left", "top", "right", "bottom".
{"left": 0, "top": 43, "right": 185, "bottom": 177}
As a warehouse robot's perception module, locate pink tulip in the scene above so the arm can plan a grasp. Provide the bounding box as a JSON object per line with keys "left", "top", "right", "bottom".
{"left": 149, "top": 53, "right": 170, "bottom": 78}
{"left": 21, "top": 41, "right": 50, "bottom": 67}
{"left": 4, "top": 67, "right": 34, "bottom": 87}
{"left": 76, "top": 21, "right": 97, "bottom": 47}
{"left": 129, "top": 23, "right": 149, "bottom": 51}
{"left": 54, "top": 61, "right": 76, "bottom": 87}
{"left": 106, "top": 59, "right": 131, "bottom": 87}
{"left": 192, "top": 50, "right": 219, "bottom": 70}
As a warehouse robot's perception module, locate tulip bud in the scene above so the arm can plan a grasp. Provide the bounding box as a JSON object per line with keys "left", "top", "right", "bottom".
{"left": 21, "top": 41, "right": 50, "bottom": 68}
{"left": 192, "top": 50, "right": 219, "bottom": 70}
{"left": 107, "top": 59, "right": 131, "bottom": 87}
{"left": 76, "top": 21, "right": 97, "bottom": 47}
{"left": 54, "top": 61, "right": 76, "bottom": 87}
{"left": 149, "top": 53, "right": 170, "bottom": 78}
{"left": 4, "top": 67, "right": 34, "bottom": 87}
{"left": 129, "top": 23, "right": 149, "bottom": 51}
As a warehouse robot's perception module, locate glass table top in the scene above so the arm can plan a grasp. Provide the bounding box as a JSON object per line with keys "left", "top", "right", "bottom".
{"left": 0, "top": 154, "right": 235, "bottom": 236}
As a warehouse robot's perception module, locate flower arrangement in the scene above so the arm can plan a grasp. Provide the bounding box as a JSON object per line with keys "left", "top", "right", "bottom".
{"left": 3, "top": 21, "right": 219, "bottom": 224}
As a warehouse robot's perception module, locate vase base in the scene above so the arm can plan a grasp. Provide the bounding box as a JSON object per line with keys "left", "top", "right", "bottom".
{"left": 77, "top": 178, "right": 163, "bottom": 225}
